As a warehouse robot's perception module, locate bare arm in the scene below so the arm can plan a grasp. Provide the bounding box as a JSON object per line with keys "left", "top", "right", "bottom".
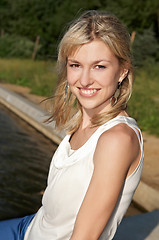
{"left": 70, "top": 124, "right": 140, "bottom": 240}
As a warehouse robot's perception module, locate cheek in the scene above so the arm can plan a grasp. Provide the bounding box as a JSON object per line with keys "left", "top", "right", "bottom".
{"left": 104, "top": 70, "right": 120, "bottom": 86}
{"left": 97, "top": 73, "right": 116, "bottom": 88}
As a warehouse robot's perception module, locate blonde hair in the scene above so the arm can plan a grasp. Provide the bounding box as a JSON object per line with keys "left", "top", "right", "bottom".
{"left": 48, "top": 10, "right": 133, "bottom": 133}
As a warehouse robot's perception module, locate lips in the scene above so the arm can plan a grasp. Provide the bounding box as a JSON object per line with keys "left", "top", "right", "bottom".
{"left": 78, "top": 88, "right": 100, "bottom": 97}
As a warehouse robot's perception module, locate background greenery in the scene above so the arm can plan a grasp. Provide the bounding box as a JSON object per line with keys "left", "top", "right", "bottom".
{"left": 0, "top": 0, "right": 159, "bottom": 136}
{"left": 0, "top": 58, "right": 57, "bottom": 96}
{"left": 0, "top": 0, "right": 159, "bottom": 63}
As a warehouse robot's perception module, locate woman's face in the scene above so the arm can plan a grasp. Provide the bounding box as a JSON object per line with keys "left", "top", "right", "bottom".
{"left": 67, "top": 39, "right": 127, "bottom": 115}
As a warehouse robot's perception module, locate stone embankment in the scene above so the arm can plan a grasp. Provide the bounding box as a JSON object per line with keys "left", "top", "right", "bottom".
{"left": 0, "top": 85, "right": 65, "bottom": 145}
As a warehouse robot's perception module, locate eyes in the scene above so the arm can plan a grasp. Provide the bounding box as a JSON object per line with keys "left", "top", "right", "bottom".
{"left": 96, "top": 65, "right": 106, "bottom": 69}
{"left": 68, "top": 63, "right": 106, "bottom": 70}
{"left": 69, "top": 64, "right": 80, "bottom": 68}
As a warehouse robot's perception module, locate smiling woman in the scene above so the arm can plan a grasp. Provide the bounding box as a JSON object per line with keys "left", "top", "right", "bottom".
{"left": 50, "top": 10, "right": 133, "bottom": 133}
{"left": 0, "top": 10, "right": 144, "bottom": 240}
{"left": 66, "top": 40, "right": 128, "bottom": 117}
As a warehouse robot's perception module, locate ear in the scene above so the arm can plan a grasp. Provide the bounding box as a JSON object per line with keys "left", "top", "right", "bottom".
{"left": 119, "top": 68, "right": 129, "bottom": 82}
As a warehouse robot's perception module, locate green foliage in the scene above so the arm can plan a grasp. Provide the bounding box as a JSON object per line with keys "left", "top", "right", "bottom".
{"left": 0, "top": 0, "right": 158, "bottom": 58}
{"left": 131, "top": 28, "right": 159, "bottom": 67}
{"left": 100, "top": 0, "right": 159, "bottom": 33}
{"left": 0, "top": 34, "right": 41, "bottom": 58}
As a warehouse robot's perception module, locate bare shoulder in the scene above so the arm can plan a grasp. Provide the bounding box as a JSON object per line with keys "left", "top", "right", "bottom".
{"left": 98, "top": 123, "right": 139, "bottom": 149}
{"left": 94, "top": 123, "right": 140, "bottom": 168}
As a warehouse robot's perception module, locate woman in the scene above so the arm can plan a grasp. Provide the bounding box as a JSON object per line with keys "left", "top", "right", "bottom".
{"left": 0, "top": 10, "right": 144, "bottom": 240}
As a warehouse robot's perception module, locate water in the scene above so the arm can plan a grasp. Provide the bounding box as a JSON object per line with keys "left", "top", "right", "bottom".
{"left": 0, "top": 104, "right": 57, "bottom": 220}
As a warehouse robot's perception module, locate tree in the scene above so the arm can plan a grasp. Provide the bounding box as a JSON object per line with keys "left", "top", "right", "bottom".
{"left": 0, "top": 0, "right": 158, "bottom": 58}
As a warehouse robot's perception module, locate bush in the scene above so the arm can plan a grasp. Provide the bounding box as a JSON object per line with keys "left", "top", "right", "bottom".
{"left": 132, "top": 28, "right": 159, "bottom": 67}
{"left": 0, "top": 34, "right": 41, "bottom": 58}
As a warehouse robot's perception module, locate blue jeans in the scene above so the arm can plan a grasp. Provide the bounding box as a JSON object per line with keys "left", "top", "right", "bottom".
{"left": 0, "top": 214, "right": 35, "bottom": 240}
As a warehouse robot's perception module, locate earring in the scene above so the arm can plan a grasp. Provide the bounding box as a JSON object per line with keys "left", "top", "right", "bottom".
{"left": 64, "top": 82, "right": 69, "bottom": 102}
{"left": 110, "top": 82, "right": 122, "bottom": 106}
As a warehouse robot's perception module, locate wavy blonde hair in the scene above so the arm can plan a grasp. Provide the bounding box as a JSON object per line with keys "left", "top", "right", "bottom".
{"left": 48, "top": 10, "right": 133, "bottom": 134}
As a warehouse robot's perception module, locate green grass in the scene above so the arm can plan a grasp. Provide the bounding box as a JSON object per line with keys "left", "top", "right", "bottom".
{"left": 0, "top": 58, "right": 57, "bottom": 96}
{"left": 128, "top": 62, "right": 159, "bottom": 136}
{"left": 0, "top": 58, "right": 159, "bottom": 136}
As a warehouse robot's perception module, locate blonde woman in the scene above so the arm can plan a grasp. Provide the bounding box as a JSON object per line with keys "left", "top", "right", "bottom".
{"left": 0, "top": 10, "right": 144, "bottom": 240}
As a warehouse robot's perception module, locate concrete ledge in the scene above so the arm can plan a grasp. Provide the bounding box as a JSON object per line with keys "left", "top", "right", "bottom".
{"left": 0, "top": 86, "right": 65, "bottom": 145}
{"left": 133, "top": 181, "right": 159, "bottom": 212}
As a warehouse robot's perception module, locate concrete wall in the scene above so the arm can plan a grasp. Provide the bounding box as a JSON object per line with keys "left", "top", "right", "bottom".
{"left": 0, "top": 86, "right": 65, "bottom": 145}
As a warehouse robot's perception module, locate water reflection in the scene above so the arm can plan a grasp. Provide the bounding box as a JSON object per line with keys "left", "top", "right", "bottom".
{"left": 0, "top": 104, "right": 57, "bottom": 220}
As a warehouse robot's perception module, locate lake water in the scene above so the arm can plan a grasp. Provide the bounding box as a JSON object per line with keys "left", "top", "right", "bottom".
{"left": 0, "top": 103, "right": 57, "bottom": 220}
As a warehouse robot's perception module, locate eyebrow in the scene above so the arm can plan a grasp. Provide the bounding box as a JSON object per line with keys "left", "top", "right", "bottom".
{"left": 67, "top": 58, "right": 111, "bottom": 64}
{"left": 67, "top": 59, "right": 80, "bottom": 63}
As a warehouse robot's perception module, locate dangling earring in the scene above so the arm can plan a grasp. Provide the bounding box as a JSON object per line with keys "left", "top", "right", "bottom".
{"left": 110, "top": 82, "right": 122, "bottom": 106}
{"left": 64, "top": 82, "right": 69, "bottom": 102}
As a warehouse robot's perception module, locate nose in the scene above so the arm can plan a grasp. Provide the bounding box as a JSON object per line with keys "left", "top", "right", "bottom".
{"left": 80, "top": 68, "right": 93, "bottom": 87}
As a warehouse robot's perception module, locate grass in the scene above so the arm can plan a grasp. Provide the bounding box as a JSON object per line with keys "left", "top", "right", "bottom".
{"left": 0, "top": 58, "right": 159, "bottom": 136}
{"left": 0, "top": 58, "right": 57, "bottom": 96}
{"left": 128, "top": 62, "right": 159, "bottom": 136}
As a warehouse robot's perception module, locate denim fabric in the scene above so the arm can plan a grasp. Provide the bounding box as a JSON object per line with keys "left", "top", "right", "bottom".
{"left": 0, "top": 214, "right": 35, "bottom": 240}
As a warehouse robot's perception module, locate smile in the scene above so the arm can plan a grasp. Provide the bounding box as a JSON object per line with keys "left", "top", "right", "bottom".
{"left": 78, "top": 88, "right": 100, "bottom": 97}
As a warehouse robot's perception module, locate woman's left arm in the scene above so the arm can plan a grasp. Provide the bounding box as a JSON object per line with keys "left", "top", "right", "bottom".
{"left": 70, "top": 125, "right": 140, "bottom": 240}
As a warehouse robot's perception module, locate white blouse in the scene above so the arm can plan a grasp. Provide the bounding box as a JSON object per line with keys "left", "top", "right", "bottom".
{"left": 24, "top": 116, "right": 144, "bottom": 240}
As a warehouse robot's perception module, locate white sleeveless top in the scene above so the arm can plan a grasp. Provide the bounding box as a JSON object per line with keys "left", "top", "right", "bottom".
{"left": 24, "top": 116, "right": 144, "bottom": 240}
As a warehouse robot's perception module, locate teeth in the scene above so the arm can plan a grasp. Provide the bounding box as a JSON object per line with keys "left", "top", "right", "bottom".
{"left": 81, "top": 89, "right": 97, "bottom": 94}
